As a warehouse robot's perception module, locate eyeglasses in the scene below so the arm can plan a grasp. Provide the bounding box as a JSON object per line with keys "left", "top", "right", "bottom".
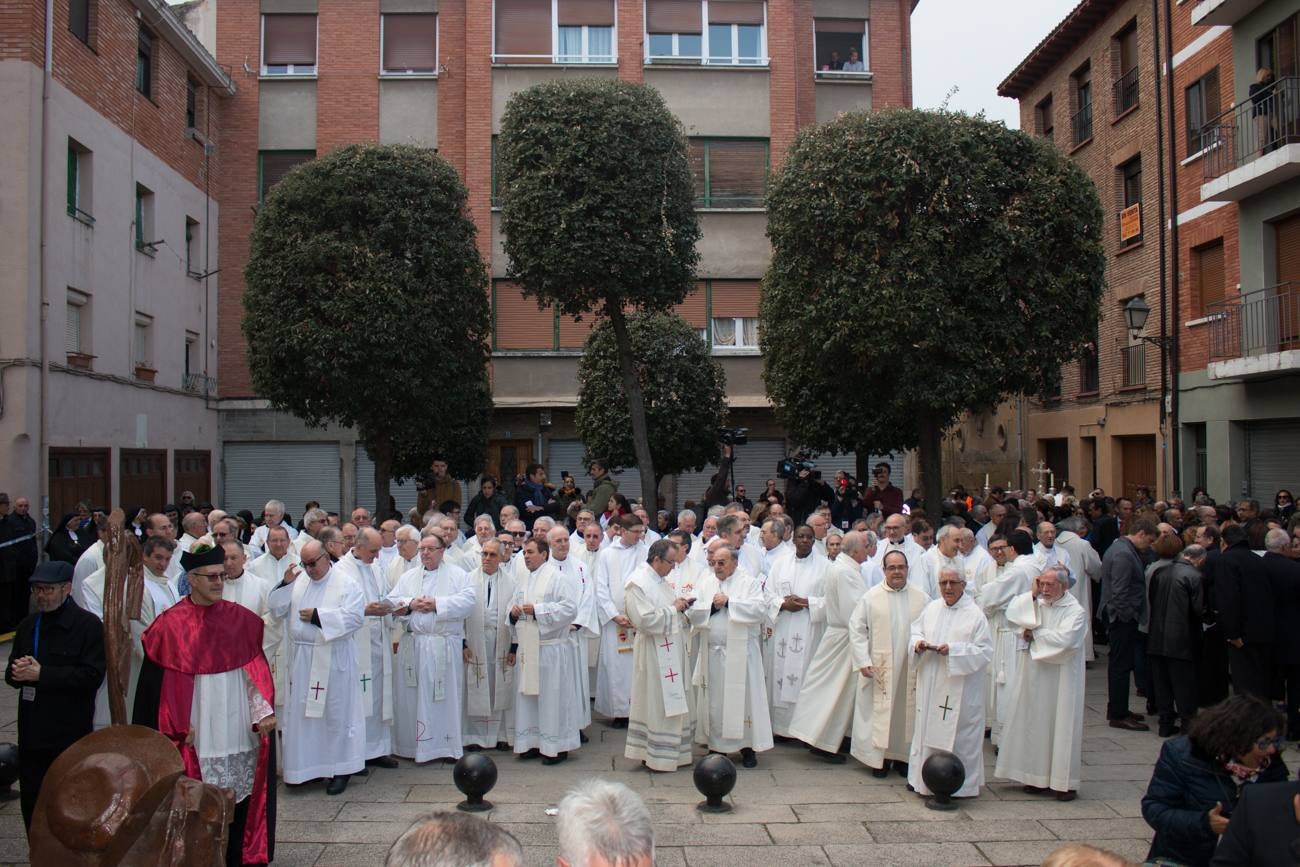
{"left": 30, "top": 583, "right": 68, "bottom": 594}
{"left": 301, "top": 555, "right": 327, "bottom": 568}
{"left": 511, "top": 531, "right": 528, "bottom": 537}
{"left": 937, "top": 580, "right": 966, "bottom": 587}
{"left": 1255, "top": 735, "right": 1285, "bottom": 751}
{"left": 419, "top": 545, "right": 443, "bottom": 553}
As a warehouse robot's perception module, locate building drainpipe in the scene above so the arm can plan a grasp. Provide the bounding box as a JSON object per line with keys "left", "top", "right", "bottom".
{"left": 1163, "top": 0, "right": 1182, "bottom": 495}
{"left": 37, "top": 0, "right": 54, "bottom": 532}
{"left": 1150, "top": 0, "right": 1171, "bottom": 496}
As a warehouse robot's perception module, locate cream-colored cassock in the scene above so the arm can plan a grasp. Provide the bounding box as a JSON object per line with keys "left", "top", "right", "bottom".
{"left": 574, "top": 544, "right": 603, "bottom": 693}
{"left": 386, "top": 562, "right": 475, "bottom": 763}
{"left": 762, "top": 549, "right": 829, "bottom": 737}
{"left": 71, "top": 540, "right": 104, "bottom": 609}
{"left": 787, "top": 553, "right": 867, "bottom": 752}
{"left": 689, "top": 566, "right": 773, "bottom": 754}
{"left": 993, "top": 590, "right": 1088, "bottom": 793}
{"left": 221, "top": 569, "right": 280, "bottom": 665}
{"left": 267, "top": 569, "right": 366, "bottom": 783}
{"left": 907, "top": 593, "right": 993, "bottom": 797}
{"left": 291, "top": 530, "right": 314, "bottom": 554}
{"left": 849, "top": 581, "right": 929, "bottom": 769}
{"left": 511, "top": 560, "right": 582, "bottom": 757}
{"left": 463, "top": 563, "right": 517, "bottom": 748}
{"left": 385, "top": 553, "right": 417, "bottom": 591}
{"left": 555, "top": 554, "right": 597, "bottom": 729}
{"left": 913, "top": 547, "right": 963, "bottom": 601}
{"left": 975, "top": 553, "right": 1037, "bottom": 745}
{"left": 84, "top": 566, "right": 181, "bottom": 729}
{"left": 335, "top": 552, "right": 394, "bottom": 759}
{"left": 1054, "top": 530, "right": 1100, "bottom": 661}
{"left": 870, "top": 537, "right": 926, "bottom": 576}
{"left": 963, "top": 546, "right": 998, "bottom": 599}
{"left": 760, "top": 541, "right": 792, "bottom": 579}
{"left": 594, "top": 538, "right": 644, "bottom": 719}
{"left": 624, "top": 563, "right": 695, "bottom": 771}
{"left": 442, "top": 543, "right": 477, "bottom": 574}
{"left": 248, "top": 550, "right": 299, "bottom": 586}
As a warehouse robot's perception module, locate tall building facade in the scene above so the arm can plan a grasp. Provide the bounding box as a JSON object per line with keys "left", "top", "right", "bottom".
{"left": 0, "top": 0, "right": 229, "bottom": 521}
{"left": 203, "top": 0, "right": 917, "bottom": 517}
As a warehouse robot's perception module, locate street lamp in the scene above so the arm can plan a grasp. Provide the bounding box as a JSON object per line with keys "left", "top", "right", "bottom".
{"left": 1124, "top": 296, "right": 1170, "bottom": 348}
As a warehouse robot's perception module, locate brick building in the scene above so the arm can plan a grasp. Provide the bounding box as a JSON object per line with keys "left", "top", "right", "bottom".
{"left": 0, "top": 0, "right": 230, "bottom": 521}
{"left": 193, "top": 0, "right": 917, "bottom": 517}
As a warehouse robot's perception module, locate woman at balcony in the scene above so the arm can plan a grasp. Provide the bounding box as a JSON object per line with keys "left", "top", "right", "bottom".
{"left": 1250, "top": 67, "right": 1276, "bottom": 155}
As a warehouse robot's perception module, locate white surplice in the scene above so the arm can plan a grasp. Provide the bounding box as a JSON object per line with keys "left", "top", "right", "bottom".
{"left": 913, "top": 547, "right": 963, "bottom": 601}
{"left": 849, "top": 581, "right": 929, "bottom": 769}
{"left": 763, "top": 549, "right": 829, "bottom": 736}
{"left": 250, "top": 523, "right": 299, "bottom": 560}
{"left": 247, "top": 550, "right": 299, "bottom": 587}
{"left": 387, "top": 562, "right": 475, "bottom": 763}
{"left": 962, "top": 545, "right": 998, "bottom": 599}
{"left": 594, "top": 538, "right": 644, "bottom": 718}
{"left": 870, "top": 537, "right": 926, "bottom": 576}
{"left": 335, "top": 552, "right": 394, "bottom": 759}
{"left": 1055, "top": 530, "right": 1100, "bottom": 661}
{"left": 71, "top": 539, "right": 104, "bottom": 609}
{"left": 191, "top": 666, "right": 274, "bottom": 803}
{"left": 993, "top": 591, "right": 1087, "bottom": 792}
{"left": 624, "top": 563, "right": 695, "bottom": 771}
{"left": 555, "top": 554, "right": 597, "bottom": 729}
{"left": 462, "top": 564, "right": 517, "bottom": 748}
{"left": 511, "top": 560, "right": 581, "bottom": 757}
{"left": 974, "top": 553, "right": 1036, "bottom": 745}
{"left": 267, "top": 568, "right": 366, "bottom": 783}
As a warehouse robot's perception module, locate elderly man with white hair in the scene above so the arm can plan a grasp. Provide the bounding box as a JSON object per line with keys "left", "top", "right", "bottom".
{"left": 1054, "top": 516, "right": 1101, "bottom": 661}
{"left": 386, "top": 525, "right": 421, "bottom": 589}
{"left": 957, "top": 527, "right": 997, "bottom": 597}
{"left": 462, "top": 514, "right": 497, "bottom": 560}
{"left": 249, "top": 499, "right": 299, "bottom": 559}
{"left": 336, "top": 527, "right": 398, "bottom": 769}
{"left": 993, "top": 565, "right": 1088, "bottom": 801}
{"left": 248, "top": 524, "right": 300, "bottom": 586}
{"left": 294, "top": 507, "right": 329, "bottom": 553}
{"left": 556, "top": 780, "right": 654, "bottom": 867}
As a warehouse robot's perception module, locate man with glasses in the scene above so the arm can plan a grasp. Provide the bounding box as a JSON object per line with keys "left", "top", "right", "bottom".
{"left": 464, "top": 539, "right": 517, "bottom": 752}
{"left": 976, "top": 531, "right": 1038, "bottom": 745}
{"left": 249, "top": 500, "right": 299, "bottom": 560}
{"left": 861, "top": 462, "right": 903, "bottom": 518}
{"left": 6, "top": 561, "right": 105, "bottom": 830}
{"left": 595, "top": 515, "right": 647, "bottom": 729}
{"left": 248, "top": 524, "right": 299, "bottom": 586}
{"left": 386, "top": 525, "right": 421, "bottom": 590}
{"left": 336, "top": 527, "right": 398, "bottom": 771}
{"left": 269, "top": 540, "right": 366, "bottom": 795}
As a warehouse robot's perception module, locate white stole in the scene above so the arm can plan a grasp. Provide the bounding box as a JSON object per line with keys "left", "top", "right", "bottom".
{"left": 516, "top": 563, "right": 557, "bottom": 697}
{"left": 922, "top": 663, "right": 965, "bottom": 751}
{"left": 465, "top": 567, "right": 515, "bottom": 716}
{"left": 291, "top": 573, "right": 348, "bottom": 719}
{"left": 352, "top": 560, "right": 394, "bottom": 722}
{"left": 629, "top": 566, "right": 688, "bottom": 718}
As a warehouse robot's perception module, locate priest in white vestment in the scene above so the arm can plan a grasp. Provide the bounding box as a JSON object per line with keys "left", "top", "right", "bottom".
{"left": 510, "top": 537, "right": 582, "bottom": 763}
{"left": 908, "top": 567, "right": 993, "bottom": 799}
{"left": 377, "top": 519, "right": 401, "bottom": 573}
{"left": 870, "top": 513, "right": 926, "bottom": 575}
{"left": 763, "top": 527, "right": 828, "bottom": 736}
{"left": 461, "top": 515, "right": 498, "bottom": 563}
{"left": 624, "top": 539, "right": 696, "bottom": 771}
{"left": 334, "top": 528, "right": 397, "bottom": 766}
{"left": 463, "top": 539, "right": 517, "bottom": 750}
{"left": 689, "top": 543, "right": 772, "bottom": 768}
{"left": 594, "top": 515, "right": 647, "bottom": 725}
{"left": 758, "top": 519, "right": 792, "bottom": 580}
{"left": 716, "top": 514, "right": 763, "bottom": 581}
{"left": 1054, "top": 518, "right": 1100, "bottom": 661}
{"left": 247, "top": 525, "right": 300, "bottom": 587}
{"left": 219, "top": 541, "right": 278, "bottom": 652}
{"left": 385, "top": 526, "right": 420, "bottom": 590}
{"left": 957, "top": 529, "right": 997, "bottom": 599}
{"left": 993, "top": 566, "right": 1087, "bottom": 799}
{"left": 1032, "top": 522, "right": 1073, "bottom": 584}
{"left": 292, "top": 508, "right": 327, "bottom": 555}
{"left": 71, "top": 535, "right": 105, "bottom": 609}
{"left": 548, "top": 526, "right": 597, "bottom": 733}
{"left": 849, "top": 550, "right": 929, "bottom": 775}
{"left": 788, "top": 531, "right": 870, "bottom": 761}
{"left": 267, "top": 540, "right": 366, "bottom": 794}
{"left": 386, "top": 533, "right": 476, "bottom": 764}
{"left": 975, "top": 531, "right": 1038, "bottom": 745}
{"left": 913, "top": 525, "right": 965, "bottom": 601}
{"left": 575, "top": 522, "right": 605, "bottom": 694}
{"left": 249, "top": 500, "right": 299, "bottom": 560}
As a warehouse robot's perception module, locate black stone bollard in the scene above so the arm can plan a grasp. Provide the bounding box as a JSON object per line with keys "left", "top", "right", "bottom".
{"left": 453, "top": 752, "right": 498, "bottom": 812}
{"left": 693, "top": 753, "right": 736, "bottom": 814}
{"left": 921, "top": 750, "right": 965, "bottom": 811}
{"left": 0, "top": 744, "right": 17, "bottom": 801}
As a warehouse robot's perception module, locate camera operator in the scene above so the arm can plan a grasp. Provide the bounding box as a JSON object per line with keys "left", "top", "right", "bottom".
{"left": 830, "top": 471, "right": 864, "bottom": 532}
{"left": 861, "top": 462, "right": 904, "bottom": 518}
{"left": 703, "top": 445, "right": 737, "bottom": 511}
{"left": 786, "top": 466, "right": 833, "bottom": 526}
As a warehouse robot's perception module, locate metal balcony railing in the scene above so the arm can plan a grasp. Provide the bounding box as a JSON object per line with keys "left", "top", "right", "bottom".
{"left": 1203, "top": 76, "right": 1300, "bottom": 180}
{"left": 183, "top": 373, "right": 217, "bottom": 395}
{"left": 1113, "top": 67, "right": 1139, "bottom": 115}
{"left": 1208, "top": 282, "right": 1300, "bottom": 361}
{"left": 1071, "top": 102, "right": 1093, "bottom": 145}
{"left": 1120, "top": 344, "right": 1146, "bottom": 388}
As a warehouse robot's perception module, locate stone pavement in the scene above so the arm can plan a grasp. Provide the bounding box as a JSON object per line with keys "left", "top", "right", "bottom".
{"left": 0, "top": 645, "right": 1291, "bottom": 867}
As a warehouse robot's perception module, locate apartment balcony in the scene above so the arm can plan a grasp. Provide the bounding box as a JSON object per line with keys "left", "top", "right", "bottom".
{"left": 1191, "top": 0, "right": 1268, "bottom": 26}
{"left": 183, "top": 373, "right": 217, "bottom": 396}
{"left": 1201, "top": 77, "right": 1300, "bottom": 202}
{"left": 1207, "top": 282, "right": 1300, "bottom": 379}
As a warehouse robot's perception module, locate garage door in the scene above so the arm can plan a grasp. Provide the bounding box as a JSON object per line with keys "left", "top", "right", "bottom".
{"left": 546, "top": 439, "right": 645, "bottom": 506}
{"left": 676, "top": 439, "right": 788, "bottom": 510}
{"left": 222, "top": 442, "right": 342, "bottom": 517}
{"left": 354, "top": 450, "right": 473, "bottom": 519}
{"left": 1246, "top": 421, "right": 1300, "bottom": 501}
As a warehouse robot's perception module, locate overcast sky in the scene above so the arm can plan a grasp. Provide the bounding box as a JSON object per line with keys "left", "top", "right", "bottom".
{"left": 911, "top": 0, "right": 1081, "bottom": 129}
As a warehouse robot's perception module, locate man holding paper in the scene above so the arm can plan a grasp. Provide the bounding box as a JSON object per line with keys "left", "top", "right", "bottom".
{"left": 334, "top": 527, "right": 397, "bottom": 770}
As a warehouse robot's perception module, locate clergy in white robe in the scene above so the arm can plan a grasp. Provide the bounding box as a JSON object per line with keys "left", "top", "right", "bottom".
{"left": 71, "top": 537, "right": 104, "bottom": 609}
{"left": 385, "top": 527, "right": 420, "bottom": 590}
{"left": 957, "top": 529, "right": 997, "bottom": 600}
{"left": 247, "top": 525, "right": 300, "bottom": 587}
{"left": 218, "top": 541, "right": 278, "bottom": 653}
{"left": 386, "top": 534, "right": 476, "bottom": 764}
{"left": 1054, "top": 521, "right": 1100, "bottom": 662}
{"left": 975, "top": 532, "right": 1038, "bottom": 745}
{"left": 787, "top": 533, "right": 870, "bottom": 760}
{"left": 575, "top": 522, "right": 605, "bottom": 694}
{"left": 266, "top": 541, "right": 366, "bottom": 792}
{"left": 377, "top": 519, "right": 401, "bottom": 574}
{"left": 870, "top": 514, "right": 926, "bottom": 576}
{"left": 912, "top": 526, "right": 966, "bottom": 601}
{"left": 594, "top": 516, "right": 647, "bottom": 724}
{"left": 463, "top": 540, "right": 517, "bottom": 750}
{"left": 907, "top": 568, "right": 993, "bottom": 799}
{"left": 510, "top": 537, "right": 582, "bottom": 762}
{"left": 334, "top": 528, "right": 396, "bottom": 763}
{"left": 548, "top": 526, "right": 597, "bottom": 732}
{"left": 758, "top": 520, "right": 791, "bottom": 580}
{"left": 1032, "top": 522, "right": 1073, "bottom": 585}
{"left": 624, "top": 540, "right": 696, "bottom": 771}
{"left": 716, "top": 515, "right": 764, "bottom": 583}
{"left": 248, "top": 501, "right": 298, "bottom": 560}
{"left": 849, "top": 550, "right": 929, "bottom": 774}
{"left": 763, "top": 527, "right": 828, "bottom": 736}
{"left": 993, "top": 567, "right": 1087, "bottom": 798}
{"left": 689, "top": 544, "right": 772, "bottom": 767}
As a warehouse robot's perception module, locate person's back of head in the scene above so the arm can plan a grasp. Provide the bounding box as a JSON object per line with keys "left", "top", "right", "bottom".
{"left": 385, "top": 812, "right": 523, "bottom": 867}
{"left": 1041, "top": 843, "right": 1134, "bottom": 867}
{"left": 556, "top": 780, "right": 654, "bottom": 867}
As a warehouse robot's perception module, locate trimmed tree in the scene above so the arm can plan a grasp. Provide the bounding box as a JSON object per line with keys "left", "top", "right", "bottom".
{"left": 243, "top": 144, "right": 493, "bottom": 513}
{"left": 576, "top": 313, "right": 728, "bottom": 490}
{"left": 497, "top": 79, "right": 701, "bottom": 508}
{"left": 761, "top": 110, "right": 1105, "bottom": 515}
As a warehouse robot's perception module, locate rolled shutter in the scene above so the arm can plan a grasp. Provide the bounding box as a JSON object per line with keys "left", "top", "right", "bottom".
{"left": 709, "top": 0, "right": 764, "bottom": 24}
{"left": 1195, "top": 241, "right": 1224, "bottom": 312}
{"left": 383, "top": 14, "right": 438, "bottom": 71}
{"left": 1277, "top": 214, "right": 1300, "bottom": 285}
{"left": 647, "top": 0, "right": 702, "bottom": 32}
{"left": 263, "top": 14, "right": 317, "bottom": 65}
{"left": 674, "top": 284, "right": 707, "bottom": 328}
{"left": 558, "top": 0, "right": 615, "bottom": 26}
{"left": 687, "top": 140, "right": 707, "bottom": 202}
{"left": 495, "top": 282, "right": 554, "bottom": 349}
{"left": 707, "top": 140, "right": 767, "bottom": 206}
{"left": 223, "top": 442, "right": 342, "bottom": 516}
{"left": 711, "top": 280, "right": 761, "bottom": 318}
{"left": 815, "top": 18, "right": 864, "bottom": 33}
{"left": 260, "top": 152, "right": 314, "bottom": 198}
{"left": 496, "top": 0, "right": 553, "bottom": 57}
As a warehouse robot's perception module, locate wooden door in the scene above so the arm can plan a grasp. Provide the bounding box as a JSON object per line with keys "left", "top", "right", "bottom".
{"left": 174, "top": 450, "right": 211, "bottom": 504}
{"left": 486, "top": 440, "right": 534, "bottom": 502}
{"left": 1043, "top": 438, "right": 1069, "bottom": 489}
{"left": 48, "top": 448, "right": 109, "bottom": 519}
{"left": 120, "top": 449, "right": 167, "bottom": 513}
{"left": 1276, "top": 213, "right": 1300, "bottom": 346}
{"left": 1120, "top": 436, "right": 1157, "bottom": 502}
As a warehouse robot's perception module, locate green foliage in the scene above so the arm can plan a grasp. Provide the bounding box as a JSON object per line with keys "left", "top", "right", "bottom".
{"left": 575, "top": 313, "right": 728, "bottom": 477}
{"left": 761, "top": 109, "right": 1105, "bottom": 455}
{"left": 496, "top": 78, "right": 701, "bottom": 316}
{"left": 242, "top": 144, "right": 492, "bottom": 481}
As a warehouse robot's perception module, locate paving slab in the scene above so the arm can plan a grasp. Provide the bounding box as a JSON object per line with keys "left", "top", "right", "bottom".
{"left": 824, "top": 841, "right": 992, "bottom": 866}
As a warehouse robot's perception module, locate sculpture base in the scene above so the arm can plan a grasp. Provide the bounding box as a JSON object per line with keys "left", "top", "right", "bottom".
{"left": 457, "top": 798, "right": 493, "bottom": 813}
{"left": 697, "top": 798, "right": 732, "bottom": 814}
{"left": 924, "top": 796, "right": 958, "bottom": 812}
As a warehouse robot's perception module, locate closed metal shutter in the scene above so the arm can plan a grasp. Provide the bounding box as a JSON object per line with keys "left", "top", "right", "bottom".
{"left": 547, "top": 438, "right": 645, "bottom": 506}
{"left": 1246, "top": 421, "right": 1300, "bottom": 501}
{"left": 222, "top": 442, "right": 341, "bottom": 517}
{"left": 355, "top": 449, "right": 420, "bottom": 517}
{"left": 677, "top": 438, "right": 788, "bottom": 509}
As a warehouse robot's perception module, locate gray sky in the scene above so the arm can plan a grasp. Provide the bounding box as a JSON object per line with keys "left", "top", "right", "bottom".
{"left": 911, "top": 0, "right": 1081, "bottom": 129}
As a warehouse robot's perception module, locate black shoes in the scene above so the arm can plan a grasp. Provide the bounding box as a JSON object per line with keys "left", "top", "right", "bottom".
{"left": 1109, "top": 717, "right": 1150, "bottom": 732}
{"left": 464, "top": 744, "right": 482, "bottom": 752}
{"left": 495, "top": 741, "right": 511, "bottom": 752}
{"left": 894, "top": 762, "right": 908, "bottom": 778}
{"left": 325, "top": 775, "right": 350, "bottom": 796}
{"left": 610, "top": 717, "right": 629, "bottom": 729}
{"left": 542, "top": 752, "right": 569, "bottom": 766}
{"left": 740, "top": 748, "right": 757, "bottom": 768}
{"left": 368, "top": 755, "right": 399, "bottom": 768}
{"left": 580, "top": 731, "right": 590, "bottom": 743}
{"left": 811, "top": 747, "right": 847, "bottom": 765}
{"left": 871, "top": 767, "right": 889, "bottom": 778}
{"left": 518, "top": 748, "right": 542, "bottom": 760}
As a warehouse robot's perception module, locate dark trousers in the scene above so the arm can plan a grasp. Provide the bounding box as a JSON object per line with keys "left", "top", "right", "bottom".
{"left": 1149, "top": 654, "right": 1198, "bottom": 728}
{"left": 1228, "top": 642, "right": 1275, "bottom": 701}
{"left": 19, "top": 746, "right": 61, "bottom": 831}
{"left": 1134, "top": 630, "right": 1152, "bottom": 701}
{"left": 1197, "top": 624, "right": 1231, "bottom": 707}
{"left": 1107, "top": 619, "right": 1141, "bottom": 720}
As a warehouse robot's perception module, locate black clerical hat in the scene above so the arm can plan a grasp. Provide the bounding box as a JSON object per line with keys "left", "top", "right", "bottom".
{"left": 180, "top": 544, "right": 225, "bottom": 571}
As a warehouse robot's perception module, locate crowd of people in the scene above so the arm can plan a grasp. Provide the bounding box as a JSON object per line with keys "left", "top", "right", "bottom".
{"left": 4, "top": 455, "right": 1300, "bottom": 866}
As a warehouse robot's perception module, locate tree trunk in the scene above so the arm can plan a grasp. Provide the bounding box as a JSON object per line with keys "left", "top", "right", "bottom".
{"left": 372, "top": 434, "right": 394, "bottom": 521}
{"left": 606, "top": 302, "right": 659, "bottom": 510}
{"left": 917, "top": 415, "right": 945, "bottom": 523}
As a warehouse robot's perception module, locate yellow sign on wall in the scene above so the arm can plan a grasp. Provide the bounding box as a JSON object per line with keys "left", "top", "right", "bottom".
{"left": 1119, "top": 203, "right": 1142, "bottom": 243}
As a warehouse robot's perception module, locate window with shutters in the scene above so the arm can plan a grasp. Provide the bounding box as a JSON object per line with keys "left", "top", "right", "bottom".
{"left": 1112, "top": 20, "right": 1139, "bottom": 116}
{"left": 69, "top": 0, "right": 93, "bottom": 47}
{"left": 1184, "top": 67, "right": 1221, "bottom": 157}
{"left": 262, "top": 14, "right": 318, "bottom": 76}
{"left": 137, "top": 25, "right": 154, "bottom": 98}
{"left": 494, "top": 0, "right": 616, "bottom": 63}
{"left": 258, "top": 151, "right": 315, "bottom": 201}
{"left": 557, "top": 0, "right": 615, "bottom": 63}
{"left": 1117, "top": 155, "right": 1142, "bottom": 248}
{"left": 382, "top": 14, "right": 438, "bottom": 74}
{"left": 1071, "top": 62, "right": 1092, "bottom": 145}
{"left": 646, "top": 0, "right": 766, "bottom": 65}
{"left": 494, "top": 0, "right": 552, "bottom": 61}
{"left": 688, "top": 138, "right": 768, "bottom": 209}
{"left": 1193, "top": 239, "right": 1225, "bottom": 315}
{"left": 66, "top": 139, "right": 93, "bottom": 224}
{"left": 66, "top": 290, "right": 90, "bottom": 359}
{"left": 710, "top": 280, "right": 761, "bottom": 351}
{"left": 134, "top": 314, "right": 153, "bottom": 370}
{"left": 135, "top": 183, "right": 156, "bottom": 255}
{"left": 646, "top": 0, "right": 703, "bottom": 61}
{"left": 813, "top": 18, "right": 868, "bottom": 76}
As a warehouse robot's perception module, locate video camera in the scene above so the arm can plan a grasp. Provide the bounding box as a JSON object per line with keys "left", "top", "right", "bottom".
{"left": 777, "top": 450, "right": 818, "bottom": 481}
{"left": 717, "top": 427, "right": 749, "bottom": 446}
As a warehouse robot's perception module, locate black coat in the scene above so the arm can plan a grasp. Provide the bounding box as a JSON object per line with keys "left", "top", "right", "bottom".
{"left": 1148, "top": 560, "right": 1204, "bottom": 660}
{"left": 5, "top": 596, "right": 105, "bottom": 751}
{"left": 1089, "top": 515, "right": 1121, "bottom": 558}
{"left": 4, "top": 514, "right": 38, "bottom": 581}
{"left": 1210, "top": 780, "right": 1300, "bottom": 867}
{"left": 1262, "top": 552, "right": 1300, "bottom": 664}
{"left": 43, "top": 529, "right": 85, "bottom": 567}
{"left": 1217, "top": 541, "right": 1275, "bottom": 644}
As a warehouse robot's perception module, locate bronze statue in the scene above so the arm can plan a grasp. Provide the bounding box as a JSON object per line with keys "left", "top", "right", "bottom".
{"left": 100, "top": 509, "right": 143, "bottom": 725}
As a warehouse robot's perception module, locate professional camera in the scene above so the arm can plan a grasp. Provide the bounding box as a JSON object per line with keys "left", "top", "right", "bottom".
{"left": 717, "top": 427, "right": 749, "bottom": 446}
{"left": 777, "top": 451, "right": 818, "bottom": 481}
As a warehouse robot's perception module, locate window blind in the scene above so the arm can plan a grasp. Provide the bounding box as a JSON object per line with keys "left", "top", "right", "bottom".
{"left": 711, "top": 281, "right": 761, "bottom": 318}
{"left": 260, "top": 152, "right": 315, "bottom": 199}
{"left": 709, "top": 0, "right": 764, "bottom": 25}
{"left": 815, "top": 18, "right": 864, "bottom": 33}
{"left": 707, "top": 140, "right": 767, "bottom": 205}
{"left": 496, "top": 0, "right": 553, "bottom": 56}
{"left": 383, "top": 14, "right": 438, "bottom": 71}
{"left": 263, "top": 14, "right": 317, "bottom": 65}
{"left": 558, "top": 0, "right": 615, "bottom": 26}
{"left": 647, "top": 0, "right": 702, "bottom": 33}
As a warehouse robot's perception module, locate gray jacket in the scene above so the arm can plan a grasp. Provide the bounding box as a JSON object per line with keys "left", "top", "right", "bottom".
{"left": 1099, "top": 536, "right": 1146, "bottom": 624}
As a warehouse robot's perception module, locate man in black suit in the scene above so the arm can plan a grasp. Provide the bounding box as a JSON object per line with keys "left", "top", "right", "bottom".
{"left": 1264, "top": 528, "right": 1300, "bottom": 739}
{"left": 1218, "top": 523, "right": 1275, "bottom": 700}
{"left": 1210, "top": 779, "right": 1300, "bottom": 867}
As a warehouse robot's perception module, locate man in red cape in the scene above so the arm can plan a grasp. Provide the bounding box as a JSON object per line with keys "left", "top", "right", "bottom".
{"left": 134, "top": 544, "right": 277, "bottom": 866}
